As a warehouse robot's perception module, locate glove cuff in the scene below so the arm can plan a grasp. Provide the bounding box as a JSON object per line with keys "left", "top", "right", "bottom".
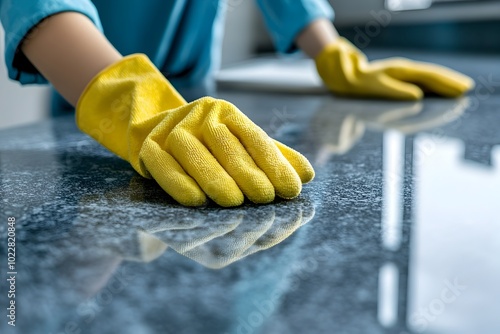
{"left": 314, "top": 37, "right": 368, "bottom": 93}
{"left": 76, "top": 54, "right": 186, "bottom": 169}
{"left": 314, "top": 37, "right": 358, "bottom": 63}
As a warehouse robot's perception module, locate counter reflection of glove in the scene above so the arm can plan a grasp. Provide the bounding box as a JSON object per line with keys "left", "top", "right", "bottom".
{"left": 311, "top": 98, "right": 469, "bottom": 164}
{"left": 74, "top": 176, "right": 314, "bottom": 269}
{"left": 143, "top": 197, "right": 314, "bottom": 269}
{"left": 315, "top": 37, "right": 475, "bottom": 100}
{"left": 312, "top": 100, "right": 421, "bottom": 164}
{"left": 76, "top": 55, "right": 314, "bottom": 207}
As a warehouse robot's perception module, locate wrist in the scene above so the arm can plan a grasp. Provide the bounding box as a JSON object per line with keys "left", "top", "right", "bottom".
{"left": 22, "top": 12, "right": 122, "bottom": 106}
{"left": 296, "top": 18, "right": 340, "bottom": 59}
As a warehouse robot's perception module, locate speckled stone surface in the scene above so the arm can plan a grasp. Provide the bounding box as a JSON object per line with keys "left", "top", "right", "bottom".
{"left": 1, "top": 51, "right": 500, "bottom": 334}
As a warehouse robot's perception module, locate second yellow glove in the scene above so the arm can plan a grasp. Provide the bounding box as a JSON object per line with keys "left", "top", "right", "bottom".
{"left": 315, "top": 37, "right": 475, "bottom": 100}
{"left": 76, "top": 55, "right": 314, "bottom": 207}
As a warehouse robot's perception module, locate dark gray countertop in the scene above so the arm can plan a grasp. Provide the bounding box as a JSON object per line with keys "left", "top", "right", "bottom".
{"left": 1, "top": 51, "right": 499, "bottom": 334}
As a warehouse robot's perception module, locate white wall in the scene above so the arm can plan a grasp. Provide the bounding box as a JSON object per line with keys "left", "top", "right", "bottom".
{"left": 330, "top": 0, "right": 500, "bottom": 26}
{"left": 220, "top": 0, "right": 260, "bottom": 66}
{"left": 0, "top": 26, "right": 50, "bottom": 129}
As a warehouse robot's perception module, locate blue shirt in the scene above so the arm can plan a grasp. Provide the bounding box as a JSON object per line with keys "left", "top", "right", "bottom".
{"left": 0, "top": 0, "right": 333, "bottom": 88}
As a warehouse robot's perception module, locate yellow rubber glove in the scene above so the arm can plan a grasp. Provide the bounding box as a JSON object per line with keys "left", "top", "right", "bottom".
{"left": 315, "top": 37, "right": 475, "bottom": 100}
{"left": 76, "top": 54, "right": 314, "bottom": 207}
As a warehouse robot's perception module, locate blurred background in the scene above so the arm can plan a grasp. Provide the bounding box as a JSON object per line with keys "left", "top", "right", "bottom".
{"left": 1, "top": 0, "right": 500, "bottom": 129}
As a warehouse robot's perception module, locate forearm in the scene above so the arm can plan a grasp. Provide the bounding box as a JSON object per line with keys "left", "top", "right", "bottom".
{"left": 295, "top": 18, "right": 339, "bottom": 59}
{"left": 21, "top": 12, "right": 122, "bottom": 106}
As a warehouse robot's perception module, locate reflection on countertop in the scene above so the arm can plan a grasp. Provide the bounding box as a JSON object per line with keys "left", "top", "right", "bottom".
{"left": 1, "top": 51, "right": 500, "bottom": 334}
{"left": 76, "top": 182, "right": 314, "bottom": 269}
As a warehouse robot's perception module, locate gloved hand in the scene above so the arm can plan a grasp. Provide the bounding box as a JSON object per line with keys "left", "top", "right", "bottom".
{"left": 76, "top": 55, "right": 314, "bottom": 207}
{"left": 315, "top": 37, "right": 475, "bottom": 100}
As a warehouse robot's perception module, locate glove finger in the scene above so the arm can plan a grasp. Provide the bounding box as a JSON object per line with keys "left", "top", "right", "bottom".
{"left": 204, "top": 123, "right": 275, "bottom": 204}
{"left": 140, "top": 138, "right": 207, "bottom": 206}
{"left": 225, "top": 113, "right": 302, "bottom": 199}
{"left": 380, "top": 59, "right": 475, "bottom": 97}
{"left": 167, "top": 130, "right": 244, "bottom": 207}
{"left": 373, "top": 73, "right": 424, "bottom": 100}
{"left": 273, "top": 140, "right": 315, "bottom": 183}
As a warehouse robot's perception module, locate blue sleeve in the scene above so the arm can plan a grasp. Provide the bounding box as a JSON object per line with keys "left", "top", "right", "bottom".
{"left": 255, "top": 0, "right": 334, "bottom": 54}
{"left": 0, "top": 0, "right": 102, "bottom": 85}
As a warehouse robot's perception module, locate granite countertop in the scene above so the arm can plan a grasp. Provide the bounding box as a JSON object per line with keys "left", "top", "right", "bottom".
{"left": 1, "top": 51, "right": 499, "bottom": 334}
